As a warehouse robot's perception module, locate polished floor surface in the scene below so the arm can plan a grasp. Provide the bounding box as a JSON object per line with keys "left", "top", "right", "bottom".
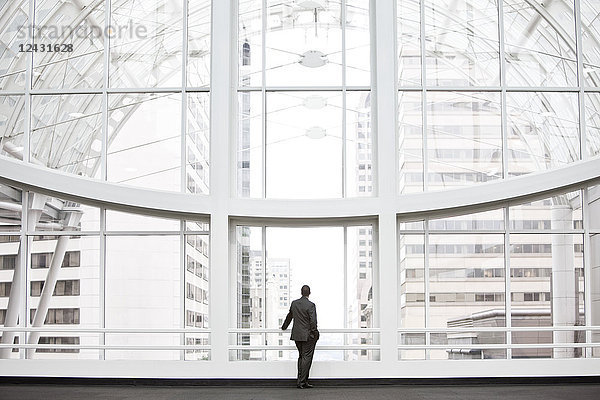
{"left": 1, "top": 384, "right": 599, "bottom": 400}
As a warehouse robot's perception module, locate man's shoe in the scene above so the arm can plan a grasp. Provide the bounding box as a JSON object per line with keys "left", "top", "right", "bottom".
{"left": 303, "top": 383, "right": 314, "bottom": 388}
{"left": 297, "top": 384, "right": 306, "bottom": 389}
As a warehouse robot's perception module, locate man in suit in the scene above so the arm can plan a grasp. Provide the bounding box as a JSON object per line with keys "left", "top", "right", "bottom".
{"left": 281, "top": 285, "right": 319, "bottom": 389}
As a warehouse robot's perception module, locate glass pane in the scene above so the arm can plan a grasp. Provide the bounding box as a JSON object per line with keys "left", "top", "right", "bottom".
{"left": 509, "top": 190, "right": 582, "bottom": 231}
{"left": 237, "top": 91, "right": 262, "bottom": 197}
{"left": 397, "top": 0, "right": 421, "bottom": 86}
{"left": 32, "top": 0, "right": 104, "bottom": 90}
{"left": 185, "top": 219, "right": 210, "bottom": 232}
{"left": 429, "top": 209, "right": 504, "bottom": 231}
{"left": 105, "top": 210, "right": 179, "bottom": 231}
{"left": 0, "top": 96, "right": 25, "bottom": 160}
{"left": 427, "top": 92, "right": 502, "bottom": 190}
{"left": 265, "top": 0, "right": 342, "bottom": 87}
{"left": 30, "top": 95, "right": 103, "bottom": 178}
{"left": 580, "top": 0, "right": 600, "bottom": 87}
{"left": 510, "top": 234, "right": 584, "bottom": 359}
{"left": 424, "top": 0, "right": 499, "bottom": 86}
{"left": 0, "top": 0, "right": 28, "bottom": 91}
{"left": 266, "top": 227, "right": 344, "bottom": 361}
{"left": 398, "top": 91, "right": 423, "bottom": 193}
{"left": 107, "top": 93, "right": 181, "bottom": 191}
{"left": 346, "top": 225, "right": 375, "bottom": 361}
{"left": 589, "top": 185, "right": 600, "bottom": 230}
{"left": 585, "top": 93, "right": 600, "bottom": 158}
{"left": 109, "top": 0, "right": 182, "bottom": 88}
{"left": 187, "top": 0, "right": 211, "bottom": 87}
{"left": 184, "top": 234, "right": 209, "bottom": 360}
{"left": 506, "top": 92, "right": 579, "bottom": 176}
{"left": 346, "top": 226, "right": 374, "bottom": 329}
{"left": 27, "top": 235, "right": 100, "bottom": 359}
{"left": 238, "top": 0, "right": 263, "bottom": 87}
{"left": 0, "top": 235, "right": 21, "bottom": 359}
{"left": 345, "top": 91, "right": 373, "bottom": 197}
{"left": 265, "top": 92, "right": 342, "bottom": 198}
{"left": 399, "top": 233, "right": 425, "bottom": 360}
{"left": 591, "top": 233, "right": 600, "bottom": 357}
{"left": 186, "top": 93, "right": 210, "bottom": 195}
{"left": 429, "top": 234, "right": 506, "bottom": 360}
{"left": 105, "top": 235, "right": 180, "bottom": 360}
{"left": 345, "top": 0, "right": 370, "bottom": 86}
{"left": 0, "top": 184, "right": 22, "bottom": 232}
{"left": 27, "top": 192, "right": 100, "bottom": 232}
{"left": 235, "top": 225, "right": 263, "bottom": 360}
{"left": 503, "top": 0, "right": 577, "bottom": 87}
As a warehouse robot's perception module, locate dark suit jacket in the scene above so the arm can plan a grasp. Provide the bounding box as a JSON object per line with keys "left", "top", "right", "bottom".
{"left": 281, "top": 296, "right": 319, "bottom": 342}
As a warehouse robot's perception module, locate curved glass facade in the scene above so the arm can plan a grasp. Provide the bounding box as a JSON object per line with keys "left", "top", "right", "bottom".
{"left": 0, "top": 0, "right": 600, "bottom": 378}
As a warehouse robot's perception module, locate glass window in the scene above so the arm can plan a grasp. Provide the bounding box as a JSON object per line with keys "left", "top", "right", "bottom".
{"left": 0, "top": 96, "right": 25, "bottom": 161}
{"left": 32, "top": 0, "right": 105, "bottom": 90}
{"left": 186, "top": 93, "right": 210, "bottom": 195}
{"left": 580, "top": 0, "right": 600, "bottom": 87}
{"left": 105, "top": 235, "right": 180, "bottom": 360}
{"left": 510, "top": 234, "right": 585, "bottom": 359}
{"left": 27, "top": 235, "right": 100, "bottom": 359}
{"left": 397, "top": 0, "right": 421, "bottom": 86}
{"left": 506, "top": 92, "right": 579, "bottom": 176}
{"left": 109, "top": 0, "right": 182, "bottom": 88}
{"left": 107, "top": 93, "right": 181, "bottom": 191}
{"left": 509, "top": 190, "right": 582, "bottom": 231}
{"left": 503, "top": 0, "right": 577, "bottom": 87}
{"left": 427, "top": 92, "right": 503, "bottom": 190}
{"left": 424, "top": 0, "right": 500, "bottom": 87}
{"left": 585, "top": 93, "right": 600, "bottom": 158}
{"left": 235, "top": 224, "right": 376, "bottom": 361}
{"left": 237, "top": 1, "right": 372, "bottom": 199}
{"left": 187, "top": 0, "right": 211, "bottom": 87}
{"left": 0, "top": 0, "right": 28, "bottom": 91}
{"left": 30, "top": 95, "right": 103, "bottom": 178}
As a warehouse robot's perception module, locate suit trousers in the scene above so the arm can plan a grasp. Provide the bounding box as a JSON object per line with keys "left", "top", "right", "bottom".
{"left": 295, "top": 338, "right": 316, "bottom": 385}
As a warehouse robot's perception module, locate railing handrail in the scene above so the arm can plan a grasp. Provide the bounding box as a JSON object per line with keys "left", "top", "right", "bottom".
{"left": 228, "top": 328, "right": 380, "bottom": 333}
{"left": 0, "top": 328, "right": 211, "bottom": 333}
{"left": 398, "top": 343, "right": 600, "bottom": 350}
{"left": 397, "top": 326, "right": 600, "bottom": 333}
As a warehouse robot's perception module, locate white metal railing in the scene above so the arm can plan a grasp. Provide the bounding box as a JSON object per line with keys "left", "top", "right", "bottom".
{"left": 229, "top": 328, "right": 379, "bottom": 333}
{"left": 0, "top": 328, "right": 211, "bottom": 333}
{"left": 397, "top": 326, "right": 600, "bottom": 333}
{"left": 228, "top": 328, "right": 380, "bottom": 352}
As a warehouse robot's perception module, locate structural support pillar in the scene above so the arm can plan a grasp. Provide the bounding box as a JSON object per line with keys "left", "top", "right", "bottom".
{"left": 551, "top": 205, "right": 576, "bottom": 358}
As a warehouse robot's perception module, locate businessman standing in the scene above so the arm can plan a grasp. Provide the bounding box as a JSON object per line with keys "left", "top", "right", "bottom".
{"left": 281, "top": 285, "right": 319, "bottom": 389}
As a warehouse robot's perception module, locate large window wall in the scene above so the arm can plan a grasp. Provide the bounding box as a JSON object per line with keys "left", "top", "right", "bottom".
{"left": 1, "top": 0, "right": 600, "bottom": 379}
{"left": 0, "top": 184, "right": 210, "bottom": 361}
{"left": 399, "top": 188, "right": 598, "bottom": 360}
{"left": 233, "top": 222, "right": 377, "bottom": 361}
{"left": 0, "top": 0, "right": 211, "bottom": 194}
{"left": 237, "top": 0, "right": 373, "bottom": 198}
{"left": 397, "top": 0, "right": 600, "bottom": 194}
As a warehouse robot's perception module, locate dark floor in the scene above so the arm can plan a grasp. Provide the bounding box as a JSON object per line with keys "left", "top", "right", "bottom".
{"left": 1, "top": 384, "right": 599, "bottom": 400}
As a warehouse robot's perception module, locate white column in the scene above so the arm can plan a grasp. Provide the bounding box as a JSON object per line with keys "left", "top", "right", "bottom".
{"left": 374, "top": 0, "right": 398, "bottom": 368}
{"left": 0, "top": 193, "right": 46, "bottom": 358}
{"left": 551, "top": 205, "right": 576, "bottom": 358}
{"left": 209, "top": 0, "right": 233, "bottom": 371}
{"left": 588, "top": 186, "right": 600, "bottom": 356}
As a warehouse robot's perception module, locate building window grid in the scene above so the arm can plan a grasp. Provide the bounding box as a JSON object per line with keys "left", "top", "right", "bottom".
{"left": 399, "top": 189, "right": 591, "bottom": 359}
{"left": 0, "top": 0, "right": 598, "bottom": 366}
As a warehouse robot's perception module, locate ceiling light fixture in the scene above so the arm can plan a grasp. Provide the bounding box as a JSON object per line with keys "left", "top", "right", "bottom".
{"left": 299, "top": 50, "right": 327, "bottom": 68}
{"left": 306, "top": 126, "right": 326, "bottom": 139}
{"left": 303, "top": 95, "right": 327, "bottom": 109}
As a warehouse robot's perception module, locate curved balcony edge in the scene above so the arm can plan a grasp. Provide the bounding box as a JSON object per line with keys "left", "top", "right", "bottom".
{"left": 1, "top": 156, "right": 600, "bottom": 219}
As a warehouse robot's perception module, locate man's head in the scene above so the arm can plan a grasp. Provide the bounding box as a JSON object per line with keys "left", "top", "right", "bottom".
{"left": 301, "top": 285, "right": 311, "bottom": 297}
